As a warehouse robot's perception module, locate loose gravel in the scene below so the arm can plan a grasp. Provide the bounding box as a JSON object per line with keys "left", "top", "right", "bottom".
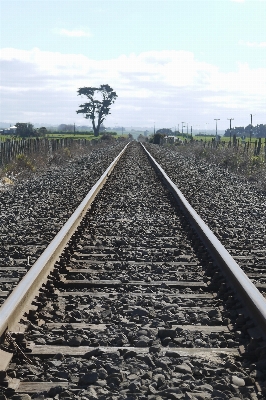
{"left": 0, "top": 141, "right": 126, "bottom": 301}
{"left": 2, "top": 142, "right": 262, "bottom": 400}
{"left": 145, "top": 144, "right": 266, "bottom": 295}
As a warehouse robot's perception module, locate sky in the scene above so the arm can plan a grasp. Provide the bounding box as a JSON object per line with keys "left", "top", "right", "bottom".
{"left": 0, "top": 0, "right": 266, "bottom": 132}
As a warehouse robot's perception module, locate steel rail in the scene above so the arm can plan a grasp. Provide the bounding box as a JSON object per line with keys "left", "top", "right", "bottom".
{"left": 0, "top": 143, "right": 130, "bottom": 339}
{"left": 142, "top": 143, "right": 266, "bottom": 337}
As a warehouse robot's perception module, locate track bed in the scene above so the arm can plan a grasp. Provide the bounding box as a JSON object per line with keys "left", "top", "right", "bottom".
{"left": 1, "top": 143, "right": 265, "bottom": 399}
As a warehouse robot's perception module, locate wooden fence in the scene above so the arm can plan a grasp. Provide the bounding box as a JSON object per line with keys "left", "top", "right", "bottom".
{"left": 0, "top": 137, "right": 93, "bottom": 166}
{"left": 192, "top": 137, "right": 266, "bottom": 157}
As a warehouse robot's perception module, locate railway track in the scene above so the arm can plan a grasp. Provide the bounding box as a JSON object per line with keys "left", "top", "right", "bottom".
{"left": 0, "top": 141, "right": 266, "bottom": 399}
{"left": 145, "top": 144, "right": 266, "bottom": 296}
{"left": 0, "top": 142, "right": 126, "bottom": 308}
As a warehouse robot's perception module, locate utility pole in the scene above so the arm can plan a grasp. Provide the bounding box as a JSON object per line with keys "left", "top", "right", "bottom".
{"left": 205, "top": 123, "right": 209, "bottom": 138}
{"left": 74, "top": 123, "right": 75, "bottom": 134}
{"left": 250, "top": 114, "right": 253, "bottom": 142}
{"left": 191, "top": 126, "right": 193, "bottom": 139}
{"left": 214, "top": 119, "right": 220, "bottom": 141}
{"left": 181, "top": 122, "right": 185, "bottom": 138}
{"left": 227, "top": 118, "right": 234, "bottom": 146}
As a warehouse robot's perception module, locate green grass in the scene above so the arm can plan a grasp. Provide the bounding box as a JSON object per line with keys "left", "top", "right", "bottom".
{"left": 0, "top": 132, "right": 128, "bottom": 141}
{"left": 46, "top": 133, "right": 95, "bottom": 140}
{"left": 193, "top": 135, "right": 216, "bottom": 141}
{"left": 0, "top": 135, "right": 18, "bottom": 141}
{"left": 193, "top": 135, "right": 263, "bottom": 145}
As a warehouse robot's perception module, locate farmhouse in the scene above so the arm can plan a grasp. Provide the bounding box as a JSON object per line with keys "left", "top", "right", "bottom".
{"left": 0, "top": 125, "right": 17, "bottom": 135}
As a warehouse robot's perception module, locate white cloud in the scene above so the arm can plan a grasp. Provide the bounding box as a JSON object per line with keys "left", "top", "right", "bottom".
{"left": 55, "top": 28, "right": 92, "bottom": 37}
{"left": 0, "top": 47, "right": 265, "bottom": 128}
{"left": 239, "top": 40, "right": 266, "bottom": 47}
{"left": 232, "top": 0, "right": 266, "bottom": 3}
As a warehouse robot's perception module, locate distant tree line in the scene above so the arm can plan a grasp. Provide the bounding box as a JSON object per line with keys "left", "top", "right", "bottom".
{"left": 2, "top": 123, "right": 119, "bottom": 138}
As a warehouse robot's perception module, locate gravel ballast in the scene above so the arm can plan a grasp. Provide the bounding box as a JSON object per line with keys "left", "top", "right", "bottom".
{"left": 0, "top": 142, "right": 126, "bottom": 299}
{"left": 145, "top": 144, "right": 266, "bottom": 289}
{"left": 0, "top": 141, "right": 265, "bottom": 399}
{"left": 2, "top": 142, "right": 264, "bottom": 400}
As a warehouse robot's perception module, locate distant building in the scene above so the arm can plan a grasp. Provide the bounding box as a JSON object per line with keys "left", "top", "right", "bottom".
{"left": 162, "top": 135, "right": 176, "bottom": 144}
{"left": 0, "top": 125, "right": 17, "bottom": 134}
{"left": 161, "top": 136, "right": 184, "bottom": 145}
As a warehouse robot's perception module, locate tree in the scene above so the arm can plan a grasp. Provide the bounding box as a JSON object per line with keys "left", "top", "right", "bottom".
{"left": 153, "top": 132, "right": 165, "bottom": 144}
{"left": 156, "top": 128, "right": 172, "bottom": 135}
{"left": 15, "top": 123, "right": 34, "bottom": 137}
{"left": 76, "top": 84, "right": 118, "bottom": 137}
{"left": 37, "top": 127, "right": 48, "bottom": 136}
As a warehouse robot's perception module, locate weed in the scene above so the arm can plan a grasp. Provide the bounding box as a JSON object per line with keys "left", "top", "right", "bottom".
{"left": 3, "top": 154, "right": 36, "bottom": 175}
{"left": 63, "top": 147, "right": 71, "bottom": 158}
{"left": 167, "top": 141, "right": 266, "bottom": 193}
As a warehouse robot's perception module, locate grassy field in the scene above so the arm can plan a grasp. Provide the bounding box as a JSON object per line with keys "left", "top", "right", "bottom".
{"left": 193, "top": 136, "right": 233, "bottom": 143}
{"left": 0, "top": 132, "right": 128, "bottom": 141}
{"left": 47, "top": 133, "right": 98, "bottom": 140}
{"left": 1, "top": 132, "right": 264, "bottom": 144}
{"left": 192, "top": 135, "right": 264, "bottom": 145}
{"left": 0, "top": 135, "right": 18, "bottom": 141}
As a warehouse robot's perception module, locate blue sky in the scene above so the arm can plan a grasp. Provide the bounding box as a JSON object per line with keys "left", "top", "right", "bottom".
{"left": 1, "top": 0, "right": 266, "bottom": 131}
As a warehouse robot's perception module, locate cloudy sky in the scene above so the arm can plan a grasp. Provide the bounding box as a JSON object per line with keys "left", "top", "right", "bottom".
{"left": 1, "top": 0, "right": 266, "bottom": 131}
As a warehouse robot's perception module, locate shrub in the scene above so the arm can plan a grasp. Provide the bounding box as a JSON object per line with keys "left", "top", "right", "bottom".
{"left": 4, "top": 154, "right": 36, "bottom": 175}
{"left": 100, "top": 133, "right": 115, "bottom": 141}
{"left": 16, "top": 154, "right": 36, "bottom": 171}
